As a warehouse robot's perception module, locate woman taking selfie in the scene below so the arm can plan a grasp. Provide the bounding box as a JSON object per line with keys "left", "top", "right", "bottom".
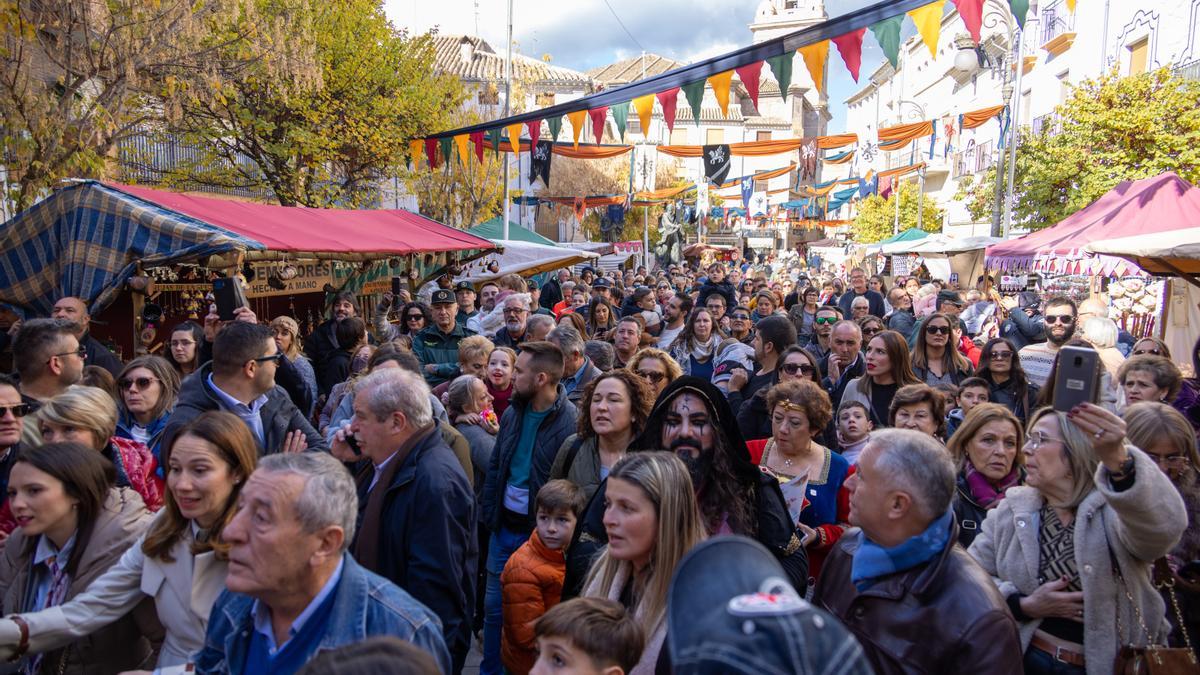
{"left": 0, "top": 412, "right": 258, "bottom": 672}
{"left": 0, "top": 443, "right": 159, "bottom": 674}
{"left": 583, "top": 452, "right": 706, "bottom": 673}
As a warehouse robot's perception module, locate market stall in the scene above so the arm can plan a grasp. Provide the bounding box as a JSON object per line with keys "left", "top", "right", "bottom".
{"left": 460, "top": 239, "right": 599, "bottom": 283}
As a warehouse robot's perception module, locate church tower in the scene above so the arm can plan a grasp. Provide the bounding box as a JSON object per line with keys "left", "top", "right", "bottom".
{"left": 748, "top": 0, "right": 829, "bottom": 144}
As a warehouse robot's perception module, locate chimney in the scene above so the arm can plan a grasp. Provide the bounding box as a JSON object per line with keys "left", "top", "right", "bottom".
{"left": 460, "top": 38, "right": 475, "bottom": 64}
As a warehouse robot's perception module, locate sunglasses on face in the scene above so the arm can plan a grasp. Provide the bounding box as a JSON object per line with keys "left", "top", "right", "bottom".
{"left": 406, "top": 314, "right": 425, "bottom": 322}
{"left": 0, "top": 404, "right": 32, "bottom": 418}
{"left": 814, "top": 316, "right": 838, "bottom": 325}
{"left": 1044, "top": 314, "right": 1075, "bottom": 325}
{"left": 118, "top": 377, "right": 159, "bottom": 391}
{"left": 862, "top": 327, "right": 881, "bottom": 336}
{"left": 637, "top": 370, "right": 666, "bottom": 383}
{"left": 782, "top": 362, "right": 815, "bottom": 376}
{"left": 989, "top": 351, "right": 1013, "bottom": 360}
{"left": 731, "top": 313, "right": 751, "bottom": 320}
{"left": 1132, "top": 348, "right": 1162, "bottom": 356}
{"left": 925, "top": 325, "right": 951, "bottom": 335}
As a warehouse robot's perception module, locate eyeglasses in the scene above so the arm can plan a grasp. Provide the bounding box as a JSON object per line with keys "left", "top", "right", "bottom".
{"left": 814, "top": 316, "right": 838, "bottom": 325}
{"left": 1024, "top": 432, "right": 1063, "bottom": 451}
{"left": 782, "top": 363, "right": 816, "bottom": 376}
{"left": 731, "top": 313, "right": 751, "bottom": 321}
{"left": 925, "top": 325, "right": 951, "bottom": 335}
{"left": 636, "top": 370, "right": 666, "bottom": 383}
{"left": 1044, "top": 314, "right": 1075, "bottom": 325}
{"left": 502, "top": 308, "right": 527, "bottom": 315}
{"left": 989, "top": 351, "right": 1014, "bottom": 360}
{"left": 405, "top": 314, "right": 425, "bottom": 322}
{"left": 0, "top": 404, "right": 32, "bottom": 418}
{"left": 1148, "top": 453, "right": 1190, "bottom": 469}
{"left": 118, "top": 377, "right": 159, "bottom": 391}
{"left": 252, "top": 353, "right": 284, "bottom": 364}
{"left": 47, "top": 346, "right": 86, "bottom": 363}
{"left": 1132, "top": 348, "right": 1162, "bottom": 356}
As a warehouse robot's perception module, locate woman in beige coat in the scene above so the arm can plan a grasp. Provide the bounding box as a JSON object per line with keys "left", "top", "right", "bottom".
{"left": 968, "top": 403, "right": 1187, "bottom": 675}
{"left": 0, "top": 412, "right": 257, "bottom": 674}
{"left": 0, "top": 443, "right": 161, "bottom": 674}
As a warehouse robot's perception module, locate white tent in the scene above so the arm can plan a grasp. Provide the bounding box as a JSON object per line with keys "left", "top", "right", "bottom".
{"left": 459, "top": 239, "right": 599, "bottom": 283}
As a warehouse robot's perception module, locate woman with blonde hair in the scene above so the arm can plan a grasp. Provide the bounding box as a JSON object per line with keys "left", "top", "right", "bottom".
{"left": 968, "top": 403, "right": 1187, "bottom": 673}
{"left": 0, "top": 411, "right": 258, "bottom": 673}
{"left": 270, "top": 315, "right": 318, "bottom": 417}
{"left": 39, "top": 385, "right": 164, "bottom": 511}
{"left": 583, "top": 452, "right": 706, "bottom": 674}
{"left": 946, "top": 403, "right": 1024, "bottom": 547}
{"left": 627, "top": 347, "right": 682, "bottom": 400}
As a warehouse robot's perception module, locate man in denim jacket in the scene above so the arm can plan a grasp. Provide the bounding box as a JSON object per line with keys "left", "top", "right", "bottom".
{"left": 193, "top": 452, "right": 449, "bottom": 674}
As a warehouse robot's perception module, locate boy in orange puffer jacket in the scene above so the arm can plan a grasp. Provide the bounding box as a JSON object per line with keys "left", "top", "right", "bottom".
{"left": 501, "top": 479, "right": 585, "bottom": 675}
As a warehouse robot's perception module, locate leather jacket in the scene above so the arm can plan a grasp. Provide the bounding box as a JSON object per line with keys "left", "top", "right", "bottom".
{"left": 813, "top": 522, "right": 1023, "bottom": 675}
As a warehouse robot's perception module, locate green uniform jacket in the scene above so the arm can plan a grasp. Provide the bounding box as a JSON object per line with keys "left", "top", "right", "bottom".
{"left": 413, "top": 322, "right": 476, "bottom": 386}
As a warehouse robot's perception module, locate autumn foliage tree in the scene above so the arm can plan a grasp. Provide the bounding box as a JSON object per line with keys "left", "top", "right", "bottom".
{"left": 851, "top": 180, "right": 943, "bottom": 243}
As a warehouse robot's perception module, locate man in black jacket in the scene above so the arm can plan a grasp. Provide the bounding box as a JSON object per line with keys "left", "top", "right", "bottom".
{"left": 479, "top": 341, "right": 578, "bottom": 674}
{"left": 164, "top": 321, "right": 327, "bottom": 455}
{"left": 343, "top": 366, "right": 475, "bottom": 674}
{"left": 303, "top": 290, "right": 358, "bottom": 376}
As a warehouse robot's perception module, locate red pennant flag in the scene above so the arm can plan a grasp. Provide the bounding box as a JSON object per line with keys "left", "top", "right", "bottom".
{"left": 656, "top": 87, "right": 681, "bottom": 133}
{"left": 469, "top": 131, "right": 485, "bottom": 163}
{"left": 526, "top": 120, "right": 541, "bottom": 149}
{"left": 953, "top": 0, "right": 986, "bottom": 43}
{"left": 424, "top": 138, "right": 439, "bottom": 169}
{"left": 831, "top": 28, "right": 867, "bottom": 83}
{"left": 735, "top": 61, "right": 764, "bottom": 110}
{"left": 588, "top": 106, "right": 609, "bottom": 144}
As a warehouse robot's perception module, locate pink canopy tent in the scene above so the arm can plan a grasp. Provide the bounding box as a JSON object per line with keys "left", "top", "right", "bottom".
{"left": 986, "top": 172, "right": 1200, "bottom": 275}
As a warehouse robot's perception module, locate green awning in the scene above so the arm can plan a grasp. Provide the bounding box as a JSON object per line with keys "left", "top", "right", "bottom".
{"left": 468, "top": 218, "right": 556, "bottom": 247}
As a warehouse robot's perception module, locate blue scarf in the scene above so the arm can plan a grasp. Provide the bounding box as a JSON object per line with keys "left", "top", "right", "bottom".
{"left": 850, "top": 510, "right": 953, "bottom": 591}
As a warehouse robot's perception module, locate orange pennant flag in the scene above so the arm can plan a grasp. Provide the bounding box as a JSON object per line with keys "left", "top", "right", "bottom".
{"left": 566, "top": 110, "right": 588, "bottom": 149}
{"left": 632, "top": 94, "right": 655, "bottom": 137}
{"left": 408, "top": 139, "right": 424, "bottom": 169}
{"left": 708, "top": 71, "right": 734, "bottom": 117}
{"left": 506, "top": 124, "right": 523, "bottom": 153}
{"left": 453, "top": 134, "right": 470, "bottom": 167}
{"left": 798, "top": 42, "right": 829, "bottom": 95}
{"left": 908, "top": 0, "right": 946, "bottom": 59}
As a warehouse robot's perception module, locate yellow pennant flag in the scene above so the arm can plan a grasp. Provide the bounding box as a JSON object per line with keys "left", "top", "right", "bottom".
{"left": 1066, "top": 0, "right": 1076, "bottom": 12}
{"left": 506, "top": 123, "right": 523, "bottom": 153}
{"left": 632, "top": 95, "right": 655, "bottom": 137}
{"left": 908, "top": 0, "right": 946, "bottom": 59}
{"left": 453, "top": 134, "right": 470, "bottom": 167}
{"left": 798, "top": 42, "right": 829, "bottom": 95}
{"left": 708, "top": 71, "right": 734, "bottom": 117}
{"left": 408, "top": 139, "right": 424, "bottom": 169}
{"left": 566, "top": 110, "right": 588, "bottom": 149}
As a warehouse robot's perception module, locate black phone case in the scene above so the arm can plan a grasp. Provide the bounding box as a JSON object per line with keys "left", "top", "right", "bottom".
{"left": 212, "top": 278, "right": 247, "bottom": 321}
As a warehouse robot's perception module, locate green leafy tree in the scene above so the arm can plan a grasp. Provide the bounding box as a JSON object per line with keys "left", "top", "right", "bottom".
{"left": 851, "top": 180, "right": 943, "bottom": 243}
{"left": 166, "top": 0, "right": 463, "bottom": 207}
{"left": 957, "top": 68, "right": 1200, "bottom": 230}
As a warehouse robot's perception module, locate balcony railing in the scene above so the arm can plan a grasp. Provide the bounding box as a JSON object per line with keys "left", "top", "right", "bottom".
{"left": 1031, "top": 113, "right": 1061, "bottom": 137}
{"left": 1041, "top": 1, "right": 1075, "bottom": 46}
{"left": 1175, "top": 59, "right": 1200, "bottom": 81}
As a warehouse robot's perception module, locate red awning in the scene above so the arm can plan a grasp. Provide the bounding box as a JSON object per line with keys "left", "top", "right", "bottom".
{"left": 110, "top": 183, "right": 494, "bottom": 259}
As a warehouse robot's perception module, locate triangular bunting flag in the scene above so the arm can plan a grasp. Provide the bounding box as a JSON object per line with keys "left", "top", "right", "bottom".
{"left": 566, "top": 109, "right": 587, "bottom": 149}
{"left": 469, "top": 131, "right": 485, "bottom": 164}
{"left": 506, "top": 123, "right": 523, "bottom": 153}
{"left": 488, "top": 128, "right": 501, "bottom": 153}
{"left": 588, "top": 106, "right": 609, "bottom": 143}
{"left": 1009, "top": 0, "right": 1030, "bottom": 28}
{"left": 708, "top": 71, "right": 734, "bottom": 117}
{"left": 735, "top": 61, "right": 764, "bottom": 110}
{"left": 526, "top": 120, "right": 541, "bottom": 149}
{"left": 453, "top": 134, "right": 470, "bottom": 167}
{"left": 798, "top": 41, "right": 829, "bottom": 95}
{"left": 424, "top": 138, "right": 438, "bottom": 168}
{"left": 766, "top": 52, "right": 794, "bottom": 101}
{"left": 611, "top": 101, "right": 630, "bottom": 141}
{"left": 632, "top": 94, "right": 655, "bottom": 137}
{"left": 681, "top": 80, "right": 705, "bottom": 127}
{"left": 831, "top": 28, "right": 867, "bottom": 82}
{"left": 656, "top": 87, "right": 681, "bottom": 133}
{"left": 547, "top": 116, "right": 562, "bottom": 142}
{"left": 437, "top": 137, "right": 453, "bottom": 168}
{"left": 908, "top": 1, "right": 946, "bottom": 59}
{"left": 952, "top": 0, "right": 985, "bottom": 43}
{"left": 1066, "top": 0, "right": 1075, "bottom": 12}
{"left": 869, "top": 16, "right": 903, "bottom": 69}
{"left": 408, "top": 139, "right": 423, "bottom": 169}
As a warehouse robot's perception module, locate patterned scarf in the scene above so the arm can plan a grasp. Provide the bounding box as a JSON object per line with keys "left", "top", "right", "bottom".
{"left": 963, "top": 461, "right": 1021, "bottom": 510}
{"left": 851, "top": 510, "right": 953, "bottom": 591}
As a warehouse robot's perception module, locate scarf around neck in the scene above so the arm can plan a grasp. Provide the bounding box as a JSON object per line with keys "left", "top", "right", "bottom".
{"left": 963, "top": 461, "right": 1021, "bottom": 510}
{"left": 851, "top": 509, "right": 953, "bottom": 591}
{"left": 689, "top": 334, "right": 720, "bottom": 362}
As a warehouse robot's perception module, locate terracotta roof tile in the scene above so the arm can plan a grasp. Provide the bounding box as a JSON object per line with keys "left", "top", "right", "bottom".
{"left": 431, "top": 34, "right": 592, "bottom": 88}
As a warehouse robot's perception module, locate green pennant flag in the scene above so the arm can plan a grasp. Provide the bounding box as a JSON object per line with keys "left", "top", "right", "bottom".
{"left": 488, "top": 128, "right": 501, "bottom": 153}
{"left": 869, "top": 16, "right": 903, "bottom": 69}
{"left": 438, "top": 137, "right": 453, "bottom": 165}
{"left": 681, "top": 80, "right": 705, "bottom": 127}
{"left": 611, "top": 101, "right": 630, "bottom": 140}
{"left": 766, "top": 52, "right": 793, "bottom": 101}
{"left": 1009, "top": 0, "right": 1029, "bottom": 29}
{"left": 547, "top": 116, "right": 562, "bottom": 142}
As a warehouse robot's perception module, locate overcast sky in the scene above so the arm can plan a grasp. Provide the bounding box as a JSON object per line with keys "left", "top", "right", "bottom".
{"left": 382, "top": 0, "right": 920, "bottom": 133}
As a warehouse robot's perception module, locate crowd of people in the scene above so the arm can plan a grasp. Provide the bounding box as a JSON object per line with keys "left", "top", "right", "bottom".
{"left": 0, "top": 255, "right": 1194, "bottom": 675}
